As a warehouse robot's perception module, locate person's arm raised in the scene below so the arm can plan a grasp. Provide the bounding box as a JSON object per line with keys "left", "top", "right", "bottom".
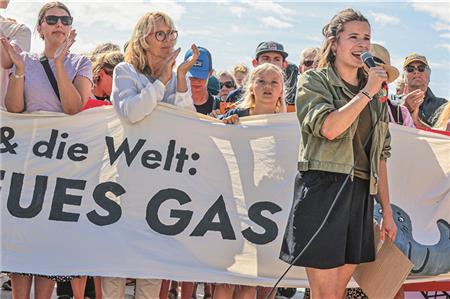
{"left": 53, "top": 30, "right": 89, "bottom": 115}
{"left": 1, "top": 38, "right": 25, "bottom": 113}
{"left": 320, "top": 66, "right": 387, "bottom": 140}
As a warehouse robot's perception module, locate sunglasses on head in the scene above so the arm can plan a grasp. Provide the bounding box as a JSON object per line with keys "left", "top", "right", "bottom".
{"left": 220, "top": 81, "right": 235, "bottom": 89}
{"left": 405, "top": 65, "right": 428, "bottom": 73}
{"left": 303, "top": 60, "right": 314, "bottom": 67}
{"left": 44, "top": 15, "right": 73, "bottom": 26}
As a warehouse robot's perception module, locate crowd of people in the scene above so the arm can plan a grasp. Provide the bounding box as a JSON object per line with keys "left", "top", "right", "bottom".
{"left": 1, "top": 1, "right": 449, "bottom": 299}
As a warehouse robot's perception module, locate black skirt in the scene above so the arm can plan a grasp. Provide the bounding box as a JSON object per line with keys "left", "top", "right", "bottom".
{"left": 279, "top": 170, "right": 375, "bottom": 269}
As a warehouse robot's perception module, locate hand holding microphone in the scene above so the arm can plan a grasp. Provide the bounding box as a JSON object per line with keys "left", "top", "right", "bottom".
{"left": 360, "top": 52, "right": 388, "bottom": 102}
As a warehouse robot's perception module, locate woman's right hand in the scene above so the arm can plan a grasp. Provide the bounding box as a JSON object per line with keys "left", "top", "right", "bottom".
{"left": 222, "top": 114, "right": 240, "bottom": 125}
{"left": 154, "top": 48, "right": 181, "bottom": 85}
{"left": 361, "top": 66, "right": 388, "bottom": 98}
{"left": 0, "top": 37, "right": 25, "bottom": 71}
{"left": 209, "top": 109, "right": 222, "bottom": 118}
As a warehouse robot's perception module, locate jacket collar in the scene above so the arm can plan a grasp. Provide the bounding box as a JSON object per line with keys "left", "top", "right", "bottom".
{"left": 326, "top": 65, "right": 357, "bottom": 98}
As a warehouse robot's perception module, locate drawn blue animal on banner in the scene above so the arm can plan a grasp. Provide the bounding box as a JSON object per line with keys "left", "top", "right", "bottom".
{"left": 374, "top": 203, "right": 450, "bottom": 276}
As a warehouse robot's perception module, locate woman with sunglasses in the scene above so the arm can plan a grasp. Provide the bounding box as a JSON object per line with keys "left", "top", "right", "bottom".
{"left": 218, "top": 71, "right": 237, "bottom": 102}
{"left": 2, "top": 1, "right": 91, "bottom": 115}
{"left": 279, "top": 9, "right": 397, "bottom": 299}
{"left": 110, "top": 11, "right": 197, "bottom": 125}
{"left": 1, "top": 2, "right": 92, "bottom": 298}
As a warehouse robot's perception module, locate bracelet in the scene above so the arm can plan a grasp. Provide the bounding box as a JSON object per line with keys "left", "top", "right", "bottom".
{"left": 360, "top": 91, "right": 372, "bottom": 100}
{"left": 12, "top": 73, "right": 25, "bottom": 79}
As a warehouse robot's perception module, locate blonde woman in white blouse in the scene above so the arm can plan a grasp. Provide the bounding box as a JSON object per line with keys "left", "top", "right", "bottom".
{"left": 105, "top": 10, "right": 198, "bottom": 299}
{"left": 111, "top": 11, "right": 197, "bottom": 124}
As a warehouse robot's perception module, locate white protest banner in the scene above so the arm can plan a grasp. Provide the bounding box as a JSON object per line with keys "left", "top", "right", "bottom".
{"left": 1, "top": 105, "right": 449, "bottom": 287}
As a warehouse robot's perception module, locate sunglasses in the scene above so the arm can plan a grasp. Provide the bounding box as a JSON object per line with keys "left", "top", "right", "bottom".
{"left": 405, "top": 65, "right": 428, "bottom": 73}
{"left": 220, "top": 81, "right": 235, "bottom": 89}
{"left": 303, "top": 60, "right": 314, "bottom": 67}
{"left": 43, "top": 15, "right": 73, "bottom": 26}
{"left": 152, "top": 30, "right": 178, "bottom": 42}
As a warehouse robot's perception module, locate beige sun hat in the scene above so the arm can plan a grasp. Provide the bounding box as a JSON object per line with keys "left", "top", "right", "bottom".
{"left": 369, "top": 44, "right": 400, "bottom": 83}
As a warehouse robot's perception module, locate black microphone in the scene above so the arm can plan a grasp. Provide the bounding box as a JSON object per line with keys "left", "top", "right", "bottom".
{"left": 360, "top": 52, "right": 376, "bottom": 68}
{"left": 360, "top": 52, "right": 389, "bottom": 103}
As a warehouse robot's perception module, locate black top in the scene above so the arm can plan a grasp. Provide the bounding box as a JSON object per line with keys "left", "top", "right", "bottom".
{"left": 194, "top": 93, "right": 220, "bottom": 115}
{"left": 419, "top": 88, "right": 447, "bottom": 127}
{"left": 343, "top": 80, "right": 372, "bottom": 180}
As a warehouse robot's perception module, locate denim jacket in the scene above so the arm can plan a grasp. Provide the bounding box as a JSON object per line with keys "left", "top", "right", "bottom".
{"left": 296, "top": 66, "right": 391, "bottom": 195}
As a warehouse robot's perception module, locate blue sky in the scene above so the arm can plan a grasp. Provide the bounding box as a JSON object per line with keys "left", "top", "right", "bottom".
{"left": 4, "top": 1, "right": 450, "bottom": 99}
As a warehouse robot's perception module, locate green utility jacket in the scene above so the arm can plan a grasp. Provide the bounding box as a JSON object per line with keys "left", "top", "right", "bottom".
{"left": 296, "top": 65, "right": 391, "bottom": 195}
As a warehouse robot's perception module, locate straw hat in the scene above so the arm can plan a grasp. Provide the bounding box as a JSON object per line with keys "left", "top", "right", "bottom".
{"left": 369, "top": 44, "right": 400, "bottom": 83}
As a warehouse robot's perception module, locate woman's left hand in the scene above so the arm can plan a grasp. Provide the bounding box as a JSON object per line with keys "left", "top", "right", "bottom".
{"left": 177, "top": 44, "right": 199, "bottom": 77}
{"left": 380, "top": 212, "right": 397, "bottom": 242}
{"left": 55, "top": 29, "right": 76, "bottom": 64}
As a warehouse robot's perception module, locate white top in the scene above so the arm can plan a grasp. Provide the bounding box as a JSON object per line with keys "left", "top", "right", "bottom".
{"left": 111, "top": 62, "right": 195, "bottom": 124}
{"left": 0, "top": 15, "right": 31, "bottom": 107}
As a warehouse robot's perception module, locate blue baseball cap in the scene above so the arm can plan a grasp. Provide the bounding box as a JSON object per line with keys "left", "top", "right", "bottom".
{"left": 184, "top": 46, "right": 212, "bottom": 80}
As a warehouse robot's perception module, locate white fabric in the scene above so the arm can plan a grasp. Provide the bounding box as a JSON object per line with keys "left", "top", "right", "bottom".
{"left": 0, "top": 14, "right": 31, "bottom": 107}
{"left": 0, "top": 106, "right": 449, "bottom": 287}
{"left": 111, "top": 62, "right": 195, "bottom": 123}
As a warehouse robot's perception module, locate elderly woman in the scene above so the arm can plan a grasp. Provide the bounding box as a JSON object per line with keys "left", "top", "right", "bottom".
{"left": 1, "top": 1, "right": 92, "bottom": 298}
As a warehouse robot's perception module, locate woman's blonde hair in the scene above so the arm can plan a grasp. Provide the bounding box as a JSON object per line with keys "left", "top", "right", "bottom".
{"left": 233, "top": 64, "right": 249, "bottom": 76}
{"left": 92, "top": 51, "right": 124, "bottom": 83}
{"left": 237, "top": 63, "right": 287, "bottom": 114}
{"left": 125, "top": 11, "right": 175, "bottom": 75}
{"left": 434, "top": 102, "right": 450, "bottom": 130}
{"left": 317, "top": 8, "right": 370, "bottom": 89}
{"left": 36, "top": 1, "right": 71, "bottom": 39}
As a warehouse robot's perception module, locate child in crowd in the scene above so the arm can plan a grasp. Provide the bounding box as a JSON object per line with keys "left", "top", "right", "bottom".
{"left": 216, "top": 63, "right": 287, "bottom": 299}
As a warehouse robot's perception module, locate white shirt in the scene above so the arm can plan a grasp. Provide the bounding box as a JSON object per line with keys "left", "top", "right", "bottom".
{"left": 0, "top": 14, "right": 31, "bottom": 107}
{"left": 111, "top": 62, "right": 195, "bottom": 123}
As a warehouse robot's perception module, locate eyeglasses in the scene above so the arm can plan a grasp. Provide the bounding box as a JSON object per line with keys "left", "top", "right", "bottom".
{"left": 220, "top": 81, "right": 235, "bottom": 89}
{"left": 43, "top": 15, "right": 73, "bottom": 26}
{"left": 151, "top": 30, "right": 178, "bottom": 42}
{"left": 303, "top": 60, "right": 314, "bottom": 67}
{"left": 405, "top": 65, "right": 428, "bottom": 73}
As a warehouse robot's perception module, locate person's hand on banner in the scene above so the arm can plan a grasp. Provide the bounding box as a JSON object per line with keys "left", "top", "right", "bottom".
{"left": 222, "top": 114, "right": 240, "bottom": 125}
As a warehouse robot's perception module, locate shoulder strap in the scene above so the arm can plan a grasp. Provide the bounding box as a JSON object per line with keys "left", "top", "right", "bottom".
{"left": 40, "top": 55, "right": 61, "bottom": 102}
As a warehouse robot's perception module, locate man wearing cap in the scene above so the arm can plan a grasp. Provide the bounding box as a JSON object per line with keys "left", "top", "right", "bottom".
{"left": 402, "top": 54, "right": 447, "bottom": 127}
{"left": 226, "top": 41, "right": 290, "bottom": 104}
{"left": 184, "top": 46, "right": 219, "bottom": 115}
